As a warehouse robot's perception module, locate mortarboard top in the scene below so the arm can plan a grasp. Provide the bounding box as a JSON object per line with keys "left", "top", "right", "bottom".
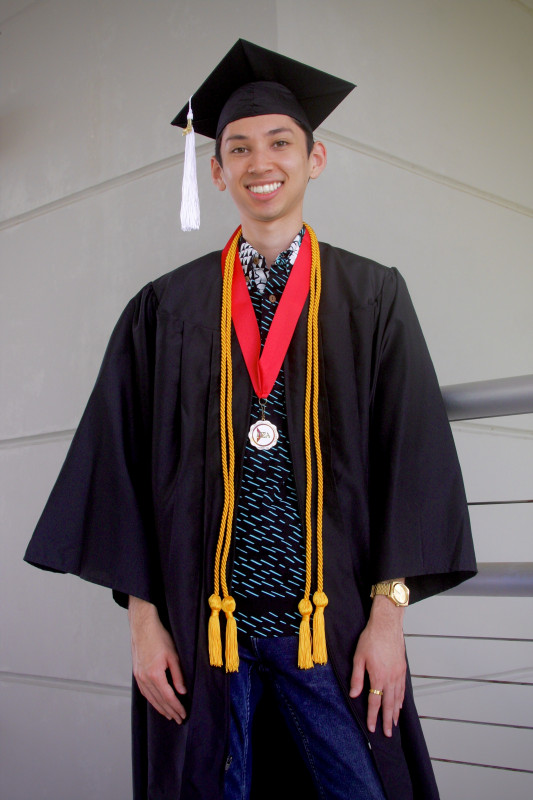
{"left": 171, "top": 39, "right": 355, "bottom": 140}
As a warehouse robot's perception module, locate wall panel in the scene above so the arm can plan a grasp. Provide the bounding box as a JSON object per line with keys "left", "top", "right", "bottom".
{"left": 0, "top": 0, "right": 278, "bottom": 220}
{"left": 423, "top": 718, "right": 533, "bottom": 773}
{"left": 0, "top": 438, "right": 131, "bottom": 684}
{"left": 0, "top": 680, "right": 131, "bottom": 800}
{"left": 277, "top": 0, "right": 533, "bottom": 208}
{"left": 0, "top": 149, "right": 238, "bottom": 440}
{"left": 433, "top": 761, "right": 533, "bottom": 800}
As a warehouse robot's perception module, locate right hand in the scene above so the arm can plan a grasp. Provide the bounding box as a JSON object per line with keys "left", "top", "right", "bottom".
{"left": 128, "top": 596, "right": 187, "bottom": 723}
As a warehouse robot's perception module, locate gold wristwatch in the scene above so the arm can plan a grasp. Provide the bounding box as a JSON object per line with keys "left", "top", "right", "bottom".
{"left": 370, "top": 580, "right": 410, "bottom": 607}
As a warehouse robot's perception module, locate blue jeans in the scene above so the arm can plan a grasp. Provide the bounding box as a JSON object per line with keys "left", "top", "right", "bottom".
{"left": 223, "top": 636, "right": 386, "bottom": 800}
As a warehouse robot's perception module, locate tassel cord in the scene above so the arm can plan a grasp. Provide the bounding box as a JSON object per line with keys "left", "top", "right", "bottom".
{"left": 208, "top": 229, "right": 240, "bottom": 670}
{"left": 219, "top": 234, "right": 239, "bottom": 671}
{"left": 298, "top": 223, "right": 326, "bottom": 668}
{"left": 220, "top": 236, "right": 238, "bottom": 599}
{"left": 310, "top": 231, "right": 324, "bottom": 594}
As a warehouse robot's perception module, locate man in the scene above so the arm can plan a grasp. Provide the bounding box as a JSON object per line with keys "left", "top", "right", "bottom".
{"left": 25, "top": 41, "right": 476, "bottom": 800}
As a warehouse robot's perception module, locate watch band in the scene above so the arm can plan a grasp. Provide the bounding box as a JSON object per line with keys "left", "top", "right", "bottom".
{"left": 370, "top": 580, "right": 409, "bottom": 607}
{"left": 372, "top": 581, "right": 395, "bottom": 595}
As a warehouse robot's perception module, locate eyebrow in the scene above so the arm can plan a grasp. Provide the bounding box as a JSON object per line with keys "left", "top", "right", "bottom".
{"left": 267, "top": 127, "right": 294, "bottom": 136}
{"left": 224, "top": 127, "right": 295, "bottom": 144}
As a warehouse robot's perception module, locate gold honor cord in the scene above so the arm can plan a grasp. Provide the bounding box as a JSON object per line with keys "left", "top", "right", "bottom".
{"left": 209, "top": 224, "right": 327, "bottom": 672}
{"left": 298, "top": 223, "right": 327, "bottom": 668}
{"left": 208, "top": 228, "right": 240, "bottom": 672}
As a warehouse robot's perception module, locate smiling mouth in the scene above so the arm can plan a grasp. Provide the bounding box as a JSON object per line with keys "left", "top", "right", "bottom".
{"left": 248, "top": 182, "right": 283, "bottom": 195}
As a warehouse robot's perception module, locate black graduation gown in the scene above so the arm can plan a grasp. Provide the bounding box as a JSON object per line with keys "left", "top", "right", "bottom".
{"left": 25, "top": 242, "right": 477, "bottom": 800}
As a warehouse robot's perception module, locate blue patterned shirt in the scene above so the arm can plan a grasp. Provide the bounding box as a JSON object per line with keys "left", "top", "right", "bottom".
{"left": 232, "top": 229, "right": 306, "bottom": 638}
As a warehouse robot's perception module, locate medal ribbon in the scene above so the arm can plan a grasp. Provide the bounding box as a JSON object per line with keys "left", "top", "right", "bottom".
{"left": 221, "top": 227, "right": 311, "bottom": 399}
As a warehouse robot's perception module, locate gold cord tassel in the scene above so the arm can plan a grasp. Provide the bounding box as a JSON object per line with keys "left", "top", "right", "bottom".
{"left": 298, "top": 598, "right": 314, "bottom": 669}
{"left": 222, "top": 596, "right": 239, "bottom": 672}
{"left": 207, "top": 594, "right": 223, "bottom": 667}
{"left": 312, "top": 590, "right": 328, "bottom": 664}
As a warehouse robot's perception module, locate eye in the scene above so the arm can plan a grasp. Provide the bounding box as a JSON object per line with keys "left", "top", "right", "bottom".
{"left": 230, "top": 146, "right": 248, "bottom": 154}
{"left": 273, "top": 139, "right": 289, "bottom": 148}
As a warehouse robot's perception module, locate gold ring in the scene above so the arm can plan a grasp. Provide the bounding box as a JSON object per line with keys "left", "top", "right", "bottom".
{"left": 369, "top": 688, "right": 383, "bottom": 696}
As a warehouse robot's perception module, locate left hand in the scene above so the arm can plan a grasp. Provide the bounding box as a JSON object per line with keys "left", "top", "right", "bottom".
{"left": 349, "top": 596, "right": 406, "bottom": 737}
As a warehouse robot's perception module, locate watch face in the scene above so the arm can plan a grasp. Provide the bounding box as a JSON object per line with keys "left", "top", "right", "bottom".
{"left": 392, "top": 583, "right": 409, "bottom": 605}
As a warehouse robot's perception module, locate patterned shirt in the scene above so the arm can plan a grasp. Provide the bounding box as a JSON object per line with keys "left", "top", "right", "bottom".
{"left": 232, "top": 229, "right": 306, "bottom": 638}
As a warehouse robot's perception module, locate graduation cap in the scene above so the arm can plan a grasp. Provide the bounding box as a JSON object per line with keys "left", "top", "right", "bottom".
{"left": 173, "top": 39, "right": 355, "bottom": 230}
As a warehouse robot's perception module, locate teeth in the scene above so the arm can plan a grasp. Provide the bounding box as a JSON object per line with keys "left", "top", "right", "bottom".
{"left": 248, "top": 182, "right": 282, "bottom": 194}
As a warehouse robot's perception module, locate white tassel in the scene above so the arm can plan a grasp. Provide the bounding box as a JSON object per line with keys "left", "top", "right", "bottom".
{"left": 180, "top": 97, "right": 200, "bottom": 231}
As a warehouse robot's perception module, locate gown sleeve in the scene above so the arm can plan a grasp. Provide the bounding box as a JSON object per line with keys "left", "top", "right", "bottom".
{"left": 369, "top": 267, "right": 477, "bottom": 602}
{"left": 24, "top": 283, "right": 162, "bottom": 610}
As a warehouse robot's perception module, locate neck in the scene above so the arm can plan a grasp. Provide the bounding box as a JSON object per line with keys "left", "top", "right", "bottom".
{"left": 241, "top": 217, "right": 303, "bottom": 267}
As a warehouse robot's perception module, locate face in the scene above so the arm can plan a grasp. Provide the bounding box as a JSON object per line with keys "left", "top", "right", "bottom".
{"left": 211, "top": 114, "right": 326, "bottom": 231}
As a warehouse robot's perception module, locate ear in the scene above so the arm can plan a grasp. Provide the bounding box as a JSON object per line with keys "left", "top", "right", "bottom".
{"left": 211, "top": 156, "right": 226, "bottom": 191}
{"left": 308, "top": 141, "right": 327, "bottom": 180}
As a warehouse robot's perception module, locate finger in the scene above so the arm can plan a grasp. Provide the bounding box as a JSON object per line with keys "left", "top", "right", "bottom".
{"left": 168, "top": 653, "right": 187, "bottom": 696}
{"left": 393, "top": 679, "right": 405, "bottom": 727}
{"left": 159, "top": 681, "right": 187, "bottom": 721}
{"left": 349, "top": 656, "right": 365, "bottom": 698}
{"left": 381, "top": 688, "right": 394, "bottom": 737}
{"left": 366, "top": 690, "right": 382, "bottom": 733}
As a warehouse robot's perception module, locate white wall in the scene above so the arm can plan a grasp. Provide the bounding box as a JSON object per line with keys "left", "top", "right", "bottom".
{"left": 1, "top": 1, "right": 532, "bottom": 797}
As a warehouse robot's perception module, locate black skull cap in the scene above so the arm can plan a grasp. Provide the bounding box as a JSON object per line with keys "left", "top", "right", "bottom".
{"left": 171, "top": 39, "right": 355, "bottom": 139}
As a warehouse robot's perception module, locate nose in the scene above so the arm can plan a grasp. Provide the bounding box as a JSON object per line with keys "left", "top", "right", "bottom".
{"left": 247, "top": 146, "right": 272, "bottom": 174}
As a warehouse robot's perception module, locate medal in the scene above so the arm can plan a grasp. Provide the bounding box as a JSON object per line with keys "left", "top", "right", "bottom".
{"left": 249, "top": 399, "right": 279, "bottom": 450}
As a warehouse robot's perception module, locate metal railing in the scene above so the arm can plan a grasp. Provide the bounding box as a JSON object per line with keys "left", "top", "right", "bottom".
{"left": 441, "top": 374, "right": 533, "bottom": 598}
{"left": 442, "top": 374, "right": 533, "bottom": 421}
